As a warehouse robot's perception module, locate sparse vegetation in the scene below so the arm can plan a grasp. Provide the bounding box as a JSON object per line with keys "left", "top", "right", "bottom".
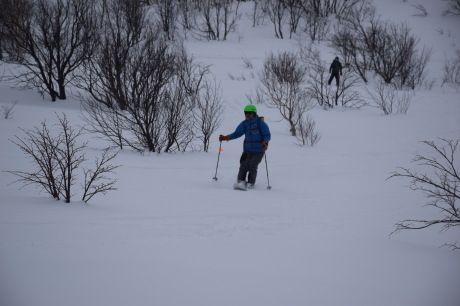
{"left": 6, "top": 113, "right": 120, "bottom": 203}
{"left": 388, "top": 139, "right": 460, "bottom": 251}
{"left": 2, "top": 100, "right": 17, "bottom": 119}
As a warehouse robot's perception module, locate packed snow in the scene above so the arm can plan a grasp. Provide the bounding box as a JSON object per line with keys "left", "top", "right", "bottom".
{"left": 1, "top": 1, "right": 459, "bottom": 305}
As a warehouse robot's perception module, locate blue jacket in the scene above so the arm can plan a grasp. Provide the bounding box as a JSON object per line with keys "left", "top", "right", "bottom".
{"left": 229, "top": 115, "right": 271, "bottom": 153}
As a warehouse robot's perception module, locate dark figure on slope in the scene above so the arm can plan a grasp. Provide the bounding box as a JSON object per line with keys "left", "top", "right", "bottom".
{"left": 219, "top": 105, "right": 271, "bottom": 190}
{"left": 328, "top": 57, "right": 343, "bottom": 86}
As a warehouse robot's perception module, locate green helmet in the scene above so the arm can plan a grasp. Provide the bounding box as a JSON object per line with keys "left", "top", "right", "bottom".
{"left": 244, "top": 105, "right": 257, "bottom": 113}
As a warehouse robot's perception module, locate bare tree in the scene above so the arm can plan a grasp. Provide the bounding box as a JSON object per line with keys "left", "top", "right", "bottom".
{"left": 396, "top": 45, "right": 432, "bottom": 90}
{"left": 177, "top": 0, "right": 199, "bottom": 39}
{"left": 365, "top": 82, "right": 413, "bottom": 115}
{"left": 78, "top": 0, "right": 216, "bottom": 153}
{"left": 82, "top": 148, "right": 120, "bottom": 203}
{"left": 6, "top": 112, "right": 120, "bottom": 203}
{"left": 2, "top": 101, "right": 18, "bottom": 119}
{"left": 388, "top": 139, "right": 460, "bottom": 250}
{"left": 443, "top": 0, "right": 460, "bottom": 16}
{"left": 295, "top": 114, "right": 321, "bottom": 147}
{"left": 256, "top": 51, "right": 314, "bottom": 136}
{"left": 331, "top": 1, "right": 377, "bottom": 84}
{"left": 283, "top": 0, "right": 303, "bottom": 38}
{"left": 332, "top": 1, "right": 430, "bottom": 89}
{"left": 7, "top": 119, "right": 63, "bottom": 200}
{"left": 300, "top": 43, "right": 364, "bottom": 108}
{"left": 370, "top": 21, "right": 412, "bottom": 84}
{"left": 79, "top": 97, "right": 129, "bottom": 150}
{"left": 441, "top": 49, "right": 460, "bottom": 88}
{"left": 78, "top": 0, "right": 178, "bottom": 153}
{"left": 1, "top": 0, "right": 98, "bottom": 101}
{"left": 152, "top": 0, "right": 179, "bottom": 40}
{"left": 248, "top": 0, "right": 269, "bottom": 27}
{"left": 53, "top": 113, "right": 87, "bottom": 203}
{"left": 192, "top": 77, "right": 224, "bottom": 152}
{"left": 265, "top": 0, "right": 287, "bottom": 39}
{"left": 194, "top": 0, "right": 240, "bottom": 41}
{"left": 412, "top": 4, "right": 428, "bottom": 17}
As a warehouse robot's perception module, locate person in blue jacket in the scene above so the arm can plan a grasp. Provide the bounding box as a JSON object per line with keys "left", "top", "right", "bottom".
{"left": 219, "top": 105, "right": 271, "bottom": 189}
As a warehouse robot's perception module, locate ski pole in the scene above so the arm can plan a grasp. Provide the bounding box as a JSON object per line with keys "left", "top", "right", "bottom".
{"left": 264, "top": 153, "right": 272, "bottom": 190}
{"left": 213, "top": 140, "right": 223, "bottom": 181}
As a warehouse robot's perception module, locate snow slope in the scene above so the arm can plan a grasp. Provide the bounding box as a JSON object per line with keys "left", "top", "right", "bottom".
{"left": 1, "top": 1, "right": 459, "bottom": 305}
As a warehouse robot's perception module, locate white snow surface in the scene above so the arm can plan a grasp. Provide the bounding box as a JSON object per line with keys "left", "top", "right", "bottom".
{"left": 1, "top": 1, "right": 460, "bottom": 305}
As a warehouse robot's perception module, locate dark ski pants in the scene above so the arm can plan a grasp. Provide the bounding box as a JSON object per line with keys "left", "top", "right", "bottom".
{"left": 328, "top": 72, "right": 340, "bottom": 86}
{"left": 237, "top": 151, "right": 265, "bottom": 185}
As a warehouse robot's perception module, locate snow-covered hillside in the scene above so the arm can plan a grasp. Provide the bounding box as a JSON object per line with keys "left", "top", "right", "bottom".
{"left": 1, "top": 1, "right": 459, "bottom": 305}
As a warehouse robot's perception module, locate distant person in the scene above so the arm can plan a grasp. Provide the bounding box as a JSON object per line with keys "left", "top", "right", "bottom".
{"left": 328, "top": 57, "right": 343, "bottom": 86}
{"left": 219, "top": 105, "right": 271, "bottom": 190}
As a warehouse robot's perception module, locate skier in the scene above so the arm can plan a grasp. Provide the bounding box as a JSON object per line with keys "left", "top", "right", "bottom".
{"left": 328, "top": 56, "right": 343, "bottom": 86}
{"left": 219, "top": 105, "right": 271, "bottom": 190}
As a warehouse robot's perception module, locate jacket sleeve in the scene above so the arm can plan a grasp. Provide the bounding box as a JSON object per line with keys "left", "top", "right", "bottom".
{"left": 229, "top": 121, "right": 245, "bottom": 140}
{"left": 260, "top": 121, "right": 271, "bottom": 142}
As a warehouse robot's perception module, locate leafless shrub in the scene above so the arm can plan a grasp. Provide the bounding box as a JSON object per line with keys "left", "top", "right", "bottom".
{"left": 6, "top": 113, "right": 119, "bottom": 203}
{"left": 193, "top": 0, "right": 241, "bottom": 41}
{"left": 423, "top": 78, "right": 436, "bottom": 90}
{"left": 152, "top": 0, "right": 179, "bottom": 41}
{"left": 371, "top": 22, "right": 422, "bottom": 85}
{"left": 245, "top": 87, "right": 265, "bottom": 106}
{"left": 329, "top": 1, "right": 377, "bottom": 83}
{"left": 332, "top": 2, "right": 430, "bottom": 88}
{"left": 82, "top": 148, "right": 120, "bottom": 203}
{"left": 255, "top": 50, "right": 314, "bottom": 136}
{"left": 365, "top": 82, "right": 413, "bottom": 115}
{"left": 412, "top": 4, "right": 428, "bottom": 17}
{"left": 365, "top": 82, "right": 396, "bottom": 115}
{"left": 177, "top": 0, "right": 198, "bottom": 39}
{"left": 53, "top": 114, "right": 87, "bottom": 202}
{"left": 443, "top": 0, "right": 460, "bottom": 16}
{"left": 295, "top": 114, "right": 321, "bottom": 147}
{"left": 388, "top": 139, "right": 460, "bottom": 250}
{"left": 395, "top": 45, "right": 432, "bottom": 90}
{"left": 77, "top": 2, "right": 215, "bottom": 154}
{"left": 441, "top": 49, "right": 460, "bottom": 88}
{"left": 242, "top": 55, "right": 253, "bottom": 69}
{"left": 247, "top": 0, "right": 268, "bottom": 27}
{"left": 77, "top": 1, "right": 177, "bottom": 153}
{"left": 7, "top": 118, "right": 63, "bottom": 200}
{"left": 299, "top": 43, "right": 365, "bottom": 108}
{"left": 79, "top": 98, "right": 129, "bottom": 151}
{"left": 283, "top": 0, "right": 303, "bottom": 39}
{"left": 2, "top": 100, "right": 18, "bottom": 119}
{"left": 395, "top": 90, "right": 414, "bottom": 114}
{"left": 1, "top": 0, "right": 98, "bottom": 101}
{"left": 303, "top": 14, "right": 331, "bottom": 43}
{"left": 265, "top": 0, "right": 287, "bottom": 39}
{"left": 192, "top": 77, "right": 224, "bottom": 152}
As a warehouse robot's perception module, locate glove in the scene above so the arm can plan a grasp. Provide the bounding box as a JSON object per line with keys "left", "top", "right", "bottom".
{"left": 219, "top": 135, "right": 230, "bottom": 141}
{"left": 262, "top": 140, "right": 269, "bottom": 151}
